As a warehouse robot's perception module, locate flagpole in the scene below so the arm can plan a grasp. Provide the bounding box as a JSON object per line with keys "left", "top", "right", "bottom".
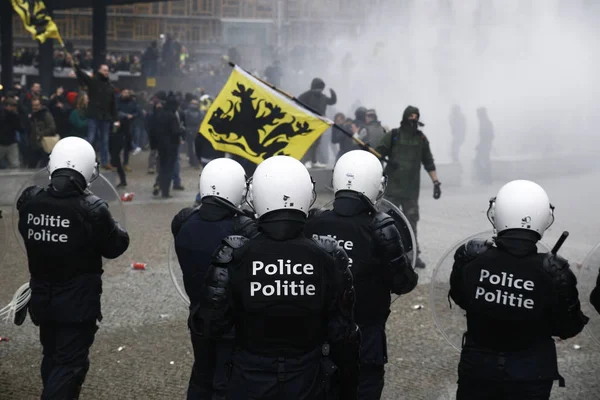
{"left": 228, "top": 62, "right": 387, "bottom": 161}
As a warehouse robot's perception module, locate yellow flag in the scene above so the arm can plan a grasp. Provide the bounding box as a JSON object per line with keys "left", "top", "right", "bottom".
{"left": 199, "top": 66, "right": 333, "bottom": 165}
{"left": 11, "top": 0, "right": 62, "bottom": 45}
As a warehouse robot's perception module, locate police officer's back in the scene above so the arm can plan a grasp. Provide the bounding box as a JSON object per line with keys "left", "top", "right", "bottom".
{"left": 17, "top": 137, "right": 129, "bottom": 399}
{"left": 449, "top": 180, "right": 588, "bottom": 400}
{"left": 305, "top": 150, "right": 418, "bottom": 400}
{"left": 191, "top": 156, "right": 360, "bottom": 400}
{"left": 171, "top": 157, "right": 257, "bottom": 400}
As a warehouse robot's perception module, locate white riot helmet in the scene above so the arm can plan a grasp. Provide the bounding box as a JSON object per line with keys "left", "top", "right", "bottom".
{"left": 48, "top": 137, "right": 98, "bottom": 186}
{"left": 249, "top": 156, "right": 315, "bottom": 217}
{"left": 332, "top": 150, "right": 387, "bottom": 205}
{"left": 487, "top": 180, "right": 555, "bottom": 238}
{"left": 199, "top": 158, "right": 247, "bottom": 207}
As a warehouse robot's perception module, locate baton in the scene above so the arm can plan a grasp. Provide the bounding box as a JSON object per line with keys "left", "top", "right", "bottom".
{"left": 551, "top": 231, "right": 569, "bottom": 255}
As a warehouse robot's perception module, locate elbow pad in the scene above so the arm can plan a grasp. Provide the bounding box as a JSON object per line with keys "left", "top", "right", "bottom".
{"left": 542, "top": 253, "right": 589, "bottom": 338}
{"left": 370, "top": 212, "right": 418, "bottom": 295}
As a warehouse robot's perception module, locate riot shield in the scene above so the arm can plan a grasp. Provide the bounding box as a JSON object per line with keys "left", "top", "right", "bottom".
{"left": 0, "top": 206, "right": 7, "bottom": 268}
{"left": 11, "top": 169, "right": 126, "bottom": 257}
{"left": 169, "top": 239, "right": 189, "bottom": 306}
{"left": 575, "top": 242, "right": 600, "bottom": 347}
{"left": 320, "top": 197, "right": 417, "bottom": 269}
{"left": 430, "top": 230, "right": 551, "bottom": 352}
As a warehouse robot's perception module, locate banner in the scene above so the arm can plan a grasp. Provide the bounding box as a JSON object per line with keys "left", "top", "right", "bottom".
{"left": 11, "top": 0, "right": 62, "bottom": 44}
{"left": 199, "top": 65, "right": 333, "bottom": 165}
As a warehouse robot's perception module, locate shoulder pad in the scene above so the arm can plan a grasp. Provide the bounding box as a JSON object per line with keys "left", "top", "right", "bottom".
{"left": 17, "top": 186, "right": 43, "bottom": 210}
{"left": 81, "top": 194, "right": 110, "bottom": 221}
{"left": 308, "top": 208, "right": 326, "bottom": 219}
{"left": 171, "top": 207, "right": 198, "bottom": 237}
{"left": 222, "top": 235, "right": 249, "bottom": 250}
{"left": 541, "top": 253, "right": 570, "bottom": 278}
{"left": 232, "top": 214, "right": 258, "bottom": 238}
{"left": 212, "top": 235, "right": 249, "bottom": 265}
{"left": 370, "top": 212, "right": 395, "bottom": 230}
{"left": 314, "top": 237, "right": 350, "bottom": 270}
{"left": 454, "top": 239, "right": 493, "bottom": 264}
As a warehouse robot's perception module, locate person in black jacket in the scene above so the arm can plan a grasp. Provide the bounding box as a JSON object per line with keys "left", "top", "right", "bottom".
{"left": 16, "top": 137, "right": 129, "bottom": 399}
{"left": 305, "top": 150, "right": 417, "bottom": 400}
{"left": 190, "top": 156, "right": 360, "bottom": 400}
{"left": 591, "top": 271, "right": 600, "bottom": 314}
{"left": 73, "top": 63, "right": 117, "bottom": 169}
{"left": 0, "top": 98, "right": 22, "bottom": 168}
{"left": 172, "top": 158, "right": 257, "bottom": 400}
{"left": 298, "top": 78, "right": 337, "bottom": 168}
{"left": 149, "top": 94, "right": 184, "bottom": 198}
{"left": 449, "top": 179, "right": 588, "bottom": 400}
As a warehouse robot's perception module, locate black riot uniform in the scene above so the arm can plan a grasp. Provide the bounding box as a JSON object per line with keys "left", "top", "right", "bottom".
{"left": 17, "top": 170, "right": 129, "bottom": 399}
{"left": 171, "top": 197, "right": 257, "bottom": 400}
{"left": 591, "top": 270, "right": 600, "bottom": 314}
{"left": 304, "top": 191, "right": 418, "bottom": 400}
{"left": 449, "top": 230, "right": 589, "bottom": 400}
{"left": 190, "top": 210, "right": 360, "bottom": 400}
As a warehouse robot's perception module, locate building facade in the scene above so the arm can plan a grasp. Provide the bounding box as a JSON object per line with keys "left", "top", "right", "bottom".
{"left": 12, "top": 0, "right": 366, "bottom": 53}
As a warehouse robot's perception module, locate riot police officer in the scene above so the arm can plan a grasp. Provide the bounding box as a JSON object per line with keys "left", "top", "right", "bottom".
{"left": 305, "top": 150, "right": 418, "bottom": 400}
{"left": 449, "top": 180, "right": 588, "bottom": 400}
{"left": 190, "top": 155, "right": 360, "bottom": 400}
{"left": 16, "top": 136, "right": 129, "bottom": 399}
{"left": 171, "top": 158, "right": 257, "bottom": 400}
{"left": 591, "top": 271, "right": 600, "bottom": 314}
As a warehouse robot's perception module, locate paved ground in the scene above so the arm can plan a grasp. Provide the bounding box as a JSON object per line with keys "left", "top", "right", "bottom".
{"left": 1, "top": 152, "right": 600, "bottom": 399}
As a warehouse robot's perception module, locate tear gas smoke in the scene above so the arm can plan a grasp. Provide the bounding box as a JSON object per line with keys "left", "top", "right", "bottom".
{"left": 286, "top": 0, "right": 600, "bottom": 165}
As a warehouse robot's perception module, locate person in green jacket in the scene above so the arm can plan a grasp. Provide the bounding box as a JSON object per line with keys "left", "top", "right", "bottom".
{"left": 67, "top": 93, "right": 89, "bottom": 139}
{"left": 376, "top": 105, "right": 441, "bottom": 269}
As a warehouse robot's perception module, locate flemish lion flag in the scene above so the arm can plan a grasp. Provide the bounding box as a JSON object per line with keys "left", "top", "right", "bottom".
{"left": 199, "top": 66, "right": 332, "bottom": 164}
{"left": 11, "top": 0, "right": 62, "bottom": 44}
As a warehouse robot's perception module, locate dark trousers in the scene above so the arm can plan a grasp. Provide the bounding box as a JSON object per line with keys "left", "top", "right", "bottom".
{"left": 187, "top": 334, "right": 233, "bottom": 400}
{"left": 359, "top": 364, "right": 385, "bottom": 400}
{"left": 109, "top": 130, "right": 127, "bottom": 185}
{"left": 158, "top": 145, "right": 178, "bottom": 196}
{"left": 390, "top": 197, "right": 420, "bottom": 253}
{"left": 39, "top": 321, "right": 98, "bottom": 399}
{"left": 457, "top": 379, "right": 553, "bottom": 400}
{"left": 186, "top": 132, "right": 199, "bottom": 167}
{"left": 304, "top": 136, "right": 322, "bottom": 164}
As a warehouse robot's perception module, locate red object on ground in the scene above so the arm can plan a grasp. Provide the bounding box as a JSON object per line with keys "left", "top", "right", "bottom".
{"left": 121, "top": 193, "right": 135, "bottom": 202}
{"left": 132, "top": 262, "right": 146, "bottom": 270}
{"left": 0, "top": 337, "right": 8, "bottom": 342}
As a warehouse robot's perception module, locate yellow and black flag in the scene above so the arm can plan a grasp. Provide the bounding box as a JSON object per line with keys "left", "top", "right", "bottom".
{"left": 199, "top": 65, "right": 333, "bottom": 164}
{"left": 11, "top": 0, "right": 62, "bottom": 45}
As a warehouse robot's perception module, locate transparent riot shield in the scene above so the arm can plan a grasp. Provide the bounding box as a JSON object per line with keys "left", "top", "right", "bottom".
{"left": 11, "top": 169, "right": 127, "bottom": 256}
{"left": 575, "top": 242, "right": 600, "bottom": 347}
{"left": 430, "top": 230, "right": 551, "bottom": 352}
{"left": 0, "top": 206, "right": 8, "bottom": 268}
{"left": 320, "top": 197, "right": 417, "bottom": 269}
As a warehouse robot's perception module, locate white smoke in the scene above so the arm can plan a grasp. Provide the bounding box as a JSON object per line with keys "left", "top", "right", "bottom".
{"left": 289, "top": 0, "right": 600, "bottom": 164}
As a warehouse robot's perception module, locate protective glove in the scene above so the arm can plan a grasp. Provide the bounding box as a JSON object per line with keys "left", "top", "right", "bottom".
{"left": 433, "top": 181, "right": 441, "bottom": 199}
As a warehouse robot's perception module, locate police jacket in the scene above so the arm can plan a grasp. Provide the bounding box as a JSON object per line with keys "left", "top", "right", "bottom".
{"left": 17, "top": 172, "right": 129, "bottom": 323}
{"left": 449, "top": 230, "right": 588, "bottom": 381}
{"left": 305, "top": 192, "right": 417, "bottom": 326}
{"left": 191, "top": 210, "right": 360, "bottom": 398}
{"left": 17, "top": 174, "right": 129, "bottom": 283}
{"left": 171, "top": 197, "right": 258, "bottom": 307}
{"left": 376, "top": 106, "right": 435, "bottom": 200}
{"left": 591, "top": 270, "right": 600, "bottom": 314}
